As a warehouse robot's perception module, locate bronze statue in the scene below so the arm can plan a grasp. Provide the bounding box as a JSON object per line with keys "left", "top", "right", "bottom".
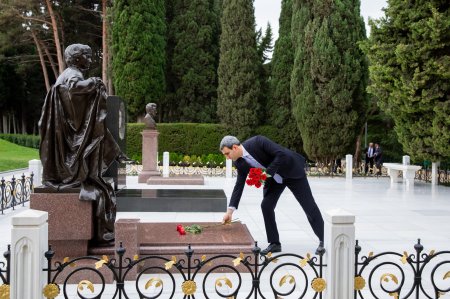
{"left": 144, "top": 103, "right": 157, "bottom": 129}
{"left": 39, "top": 43, "right": 130, "bottom": 243}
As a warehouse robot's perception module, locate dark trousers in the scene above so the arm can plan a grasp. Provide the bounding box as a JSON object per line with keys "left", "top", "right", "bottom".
{"left": 365, "top": 157, "right": 374, "bottom": 173}
{"left": 262, "top": 177, "right": 324, "bottom": 244}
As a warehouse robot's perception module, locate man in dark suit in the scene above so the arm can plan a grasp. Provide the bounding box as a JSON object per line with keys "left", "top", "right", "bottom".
{"left": 364, "top": 142, "right": 375, "bottom": 174}
{"left": 374, "top": 143, "right": 383, "bottom": 174}
{"left": 220, "top": 135, "right": 324, "bottom": 255}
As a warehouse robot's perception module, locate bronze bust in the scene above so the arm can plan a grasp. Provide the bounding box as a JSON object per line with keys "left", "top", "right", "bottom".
{"left": 144, "top": 103, "right": 157, "bottom": 129}
{"left": 38, "top": 43, "right": 129, "bottom": 243}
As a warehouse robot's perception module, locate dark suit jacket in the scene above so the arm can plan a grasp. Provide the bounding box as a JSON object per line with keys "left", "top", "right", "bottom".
{"left": 374, "top": 147, "right": 383, "bottom": 163}
{"left": 229, "top": 135, "right": 306, "bottom": 209}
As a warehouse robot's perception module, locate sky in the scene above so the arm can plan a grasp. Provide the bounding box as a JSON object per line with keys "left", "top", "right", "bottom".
{"left": 254, "top": 0, "right": 388, "bottom": 41}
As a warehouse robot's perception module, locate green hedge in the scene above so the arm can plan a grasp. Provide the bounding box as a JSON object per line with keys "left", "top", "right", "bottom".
{"left": 127, "top": 123, "right": 229, "bottom": 163}
{"left": 0, "top": 134, "right": 40, "bottom": 149}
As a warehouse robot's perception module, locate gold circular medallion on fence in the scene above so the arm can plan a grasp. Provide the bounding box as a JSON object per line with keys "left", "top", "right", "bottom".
{"left": 0, "top": 284, "right": 10, "bottom": 299}
{"left": 311, "top": 277, "right": 326, "bottom": 292}
{"left": 354, "top": 276, "right": 366, "bottom": 290}
{"left": 181, "top": 280, "right": 197, "bottom": 296}
{"left": 42, "top": 283, "right": 60, "bottom": 299}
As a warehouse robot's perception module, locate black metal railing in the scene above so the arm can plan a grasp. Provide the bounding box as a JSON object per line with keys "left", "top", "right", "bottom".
{"left": 0, "top": 245, "right": 10, "bottom": 296}
{"left": 355, "top": 239, "right": 450, "bottom": 298}
{"left": 306, "top": 162, "right": 388, "bottom": 178}
{"left": 416, "top": 166, "right": 450, "bottom": 186}
{"left": 0, "top": 173, "right": 33, "bottom": 214}
{"left": 43, "top": 242, "right": 326, "bottom": 298}
{"left": 0, "top": 245, "right": 10, "bottom": 284}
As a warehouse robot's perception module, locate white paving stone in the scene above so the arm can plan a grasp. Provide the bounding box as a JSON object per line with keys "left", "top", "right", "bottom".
{"left": 1, "top": 175, "right": 449, "bottom": 297}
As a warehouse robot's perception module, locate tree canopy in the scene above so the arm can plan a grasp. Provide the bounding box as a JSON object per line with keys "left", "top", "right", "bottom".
{"left": 363, "top": 1, "right": 450, "bottom": 161}
{"left": 291, "top": 0, "right": 368, "bottom": 162}
{"left": 112, "top": 0, "right": 166, "bottom": 121}
{"left": 217, "top": 0, "right": 261, "bottom": 139}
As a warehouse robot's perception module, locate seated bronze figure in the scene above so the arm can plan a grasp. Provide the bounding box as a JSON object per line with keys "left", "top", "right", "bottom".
{"left": 39, "top": 43, "right": 130, "bottom": 243}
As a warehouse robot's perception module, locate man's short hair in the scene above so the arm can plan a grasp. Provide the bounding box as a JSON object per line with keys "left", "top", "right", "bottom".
{"left": 220, "top": 136, "right": 240, "bottom": 150}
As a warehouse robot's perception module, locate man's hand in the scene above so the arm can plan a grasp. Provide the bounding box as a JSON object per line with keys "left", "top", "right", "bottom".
{"left": 222, "top": 208, "right": 234, "bottom": 224}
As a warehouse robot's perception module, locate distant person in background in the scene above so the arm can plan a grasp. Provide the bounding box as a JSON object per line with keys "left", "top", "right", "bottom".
{"left": 374, "top": 143, "right": 383, "bottom": 174}
{"left": 333, "top": 158, "right": 342, "bottom": 173}
{"left": 364, "top": 142, "right": 375, "bottom": 174}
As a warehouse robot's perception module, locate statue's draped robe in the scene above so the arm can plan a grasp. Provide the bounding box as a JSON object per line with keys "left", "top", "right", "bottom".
{"left": 39, "top": 67, "right": 120, "bottom": 241}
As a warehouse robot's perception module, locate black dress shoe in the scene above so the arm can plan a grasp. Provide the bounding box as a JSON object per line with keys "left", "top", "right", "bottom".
{"left": 260, "top": 243, "right": 282, "bottom": 255}
{"left": 315, "top": 241, "right": 325, "bottom": 255}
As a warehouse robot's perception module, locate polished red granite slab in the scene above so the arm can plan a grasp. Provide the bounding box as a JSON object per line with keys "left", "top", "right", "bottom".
{"left": 30, "top": 189, "right": 93, "bottom": 257}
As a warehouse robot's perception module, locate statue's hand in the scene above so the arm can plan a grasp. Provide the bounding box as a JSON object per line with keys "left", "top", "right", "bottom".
{"left": 117, "top": 153, "right": 137, "bottom": 165}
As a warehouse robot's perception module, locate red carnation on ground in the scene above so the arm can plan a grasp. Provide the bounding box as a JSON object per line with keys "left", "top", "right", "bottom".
{"left": 246, "top": 168, "right": 270, "bottom": 188}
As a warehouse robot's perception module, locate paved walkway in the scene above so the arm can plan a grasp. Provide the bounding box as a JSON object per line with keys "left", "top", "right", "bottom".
{"left": 2, "top": 175, "right": 449, "bottom": 256}
{"left": 1, "top": 175, "right": 449, "bottom": 298}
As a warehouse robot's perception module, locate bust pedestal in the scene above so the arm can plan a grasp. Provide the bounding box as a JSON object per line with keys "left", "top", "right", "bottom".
{"left": 138, "top": 130, "right": 160, "bottom": 183}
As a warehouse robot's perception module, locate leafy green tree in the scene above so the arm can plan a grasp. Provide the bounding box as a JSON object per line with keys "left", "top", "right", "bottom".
{"left": 166, "top": 0, "right": 220, "bottom": 123}
{"left": 112, "top": 0, "right": 166, "bottom": 121}
{"left": 267, "top": 0, "right": 303, "bottom": 152}
{"left": 362, "top": 1, "right": 450, "bottom": 161}
{"left": 217, "top": 0, "right": 260, "bottom": 139}
{"left": 291, "top": 0, "right": 368, "bottom": 163}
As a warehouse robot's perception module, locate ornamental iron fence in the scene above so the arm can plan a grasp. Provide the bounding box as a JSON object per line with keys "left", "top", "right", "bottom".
{"left": 0, "top": 245, "right": 10, "bottom": 296}
{"left": 125, "top": 163, "right": 450, "bottom": 185}
{"left": 0, "top": 173, "right": 33, "bottom": 214}
{"left": 1, "top": 239, "right": 449, "bottom": 298}
{"left": 354, "top": 239, "right": 450, "bottom": 299}
{"left": 415, "top": 166, "right": 450, "bottom": 186}
{"left": 42, "top": 242, "right": 326, "bottom": 299}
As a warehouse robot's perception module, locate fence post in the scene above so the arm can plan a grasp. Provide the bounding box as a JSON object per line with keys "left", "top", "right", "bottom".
{"left": 324, "top": 209, "right": 355, "bottom": 299}
{"left": 431, "top": 161, "right": 440, "bottom": 185}
{"left": 10, "top": 209, "right": 48, "bottom": 299}
{"left": 28, "top": 159, "right": 42, "bottom": 187}
{"left": 226, "top": 159, "right": 232, "bottom": 178}
{"left": 345, "top": 155, "right": 353, "bottom": 181}
{"left": 163, "top": 152, "right": 170, "bottom": 178}
{"left": 402, "top": 155, "right": 410, "bottom": 179}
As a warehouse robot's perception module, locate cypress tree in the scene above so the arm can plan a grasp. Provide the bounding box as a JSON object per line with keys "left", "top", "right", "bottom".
{"left": 217, "top": 0, "right": 260, "bottom": 139}
{"left": 169, "top": 0, "right": 219, "bottom": 123}
{"left": 256, "top": 23, "right": 273, "bottom": 124}
{"left": 363, "top": 1, "right": 450, "bottom": 161}
{"left": 268, "top": 0, "right": 303, "bottom": 152}
{"left": 291, "top": 0, "right": 368, "bottom": 163}
{"left": 112, "top": 0, "right": 166, "bottom": 121}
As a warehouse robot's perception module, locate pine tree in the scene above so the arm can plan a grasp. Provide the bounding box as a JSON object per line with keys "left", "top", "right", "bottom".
{"left": 363, "top": 1, "right": 450, "bottom": 161}
{"left": 291, "top": 0, "right": 368, "bottom": 163}
{"left": 217, "top": 0, "right": 260, "bottom": 139}
{"left": 112, "top": 0, "right": 166, "bottom": 121}
{"left": 168, "top": 0, "right": 219, "bottom": 123}
{"left": 268, "top": 0, "right": 303, "bottom": 152}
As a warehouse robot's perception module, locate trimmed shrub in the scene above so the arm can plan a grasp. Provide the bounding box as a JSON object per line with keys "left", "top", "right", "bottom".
{"left": 0, "top": 134, "right": 40, "bottom": 149}
{"left": 127, "top": 123, "right": 228, "bottom": 163}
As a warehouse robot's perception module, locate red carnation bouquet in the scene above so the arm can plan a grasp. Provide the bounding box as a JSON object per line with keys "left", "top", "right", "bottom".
{"left": 246, "top": 167, "right": 270, "bottom": 188}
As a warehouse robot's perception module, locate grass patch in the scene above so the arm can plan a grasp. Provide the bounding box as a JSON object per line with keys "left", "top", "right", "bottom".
{"left": 0, "top": 139, "right": 39, "bottom": 172}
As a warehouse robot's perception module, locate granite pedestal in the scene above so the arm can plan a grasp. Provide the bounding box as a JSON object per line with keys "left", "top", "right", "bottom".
{"left": 116, "top": 189, "right": 227, "bottom": 212}
{"left": 30, "top": 187, "right": 93, "bottom": 257}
